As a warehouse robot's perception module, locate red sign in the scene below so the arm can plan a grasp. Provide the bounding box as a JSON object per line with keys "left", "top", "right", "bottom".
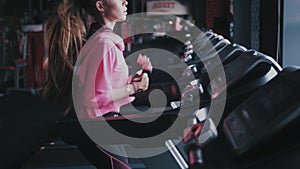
{"left": 152, "top": 2, "right": 176, "bottom": 9}
{"left": 146, "top": 1, "right": 188, "bottom": 15}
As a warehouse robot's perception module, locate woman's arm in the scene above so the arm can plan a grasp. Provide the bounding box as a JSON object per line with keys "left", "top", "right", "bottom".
{"left": 111, "top": 54, "right": 152, "bottom": 102}
{"left": 112, "top": 73, "right": 149, "bottom": 101}
{"left": 96, "top": 42, "right": 150, "bottom": 105}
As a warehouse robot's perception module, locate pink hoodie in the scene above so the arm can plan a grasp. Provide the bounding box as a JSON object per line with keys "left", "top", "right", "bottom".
{"left": 73, "top": 28, "right": 134, "bottom": 119}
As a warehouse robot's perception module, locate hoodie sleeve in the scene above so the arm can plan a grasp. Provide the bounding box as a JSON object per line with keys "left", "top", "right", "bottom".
{"left": 94, "top": 40, "right": 118, "bottom": 109}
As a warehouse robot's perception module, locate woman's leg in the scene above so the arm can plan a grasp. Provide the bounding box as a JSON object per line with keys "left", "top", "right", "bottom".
{"left": 77, "top": 112, "right": 131, "bottom": 169}
{"left": 78, "top": 142, "right": 131, "bottom": 169}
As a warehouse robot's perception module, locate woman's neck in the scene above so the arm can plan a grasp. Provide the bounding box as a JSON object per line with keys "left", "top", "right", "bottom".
{"left": 103, "top": 18, "right": 116, "bottom": 30}
{"left": 106, "top": 22, "right": 115, "bottom": 30}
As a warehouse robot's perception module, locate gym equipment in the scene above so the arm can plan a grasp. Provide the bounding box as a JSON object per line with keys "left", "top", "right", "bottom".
{"left": 223, "top": 66, "right": 300, "bottom": 155}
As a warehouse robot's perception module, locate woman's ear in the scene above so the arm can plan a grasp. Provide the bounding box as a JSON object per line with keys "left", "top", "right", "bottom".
{"left": 95, "top": 0, "right": 105, "bottom": 13}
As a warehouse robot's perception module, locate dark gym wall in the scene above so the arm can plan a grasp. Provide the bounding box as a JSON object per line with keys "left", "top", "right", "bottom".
{"left": 260, "top": 0, "right": 280, "bottom": 62}
{"left": 233, "top": 0, "right": 280, "bottom": 62}
{"left": 233, "top": 0, "right": 251, "bottom": 48}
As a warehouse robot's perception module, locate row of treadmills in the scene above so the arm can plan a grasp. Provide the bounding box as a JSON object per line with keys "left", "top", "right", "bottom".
{"left": 1, "top": 29, "right": 298, "bottom": 169}
{"left": 57, "top": 29, "right": 300, "bottom": 169}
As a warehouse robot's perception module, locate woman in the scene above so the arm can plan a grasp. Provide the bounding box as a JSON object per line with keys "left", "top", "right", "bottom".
{"left": 43, "top": 0, "right": 152, "bottom": 168}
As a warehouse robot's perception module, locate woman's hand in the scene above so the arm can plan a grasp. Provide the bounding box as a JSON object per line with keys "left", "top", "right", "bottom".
{"left": 137, "top": 54, "right": 153, "bottom": 73}
{"left": 131, "top": 72, "right": 149, "bottom": 93}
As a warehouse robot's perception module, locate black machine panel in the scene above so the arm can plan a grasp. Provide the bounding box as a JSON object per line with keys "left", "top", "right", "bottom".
{"left": 223, "top": 67, "right": 300, "bottom": 155}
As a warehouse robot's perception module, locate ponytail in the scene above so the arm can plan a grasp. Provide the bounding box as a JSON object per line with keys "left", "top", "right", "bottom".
{"left": 43, "top": 0, "right": 86, "bottom": 99}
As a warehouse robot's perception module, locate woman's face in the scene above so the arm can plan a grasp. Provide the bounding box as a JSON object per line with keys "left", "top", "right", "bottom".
{"left": 105, "top": 0, "right": 128, "bottom": 22}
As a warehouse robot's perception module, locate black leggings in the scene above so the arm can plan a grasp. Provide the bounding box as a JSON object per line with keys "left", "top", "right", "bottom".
{"left": 77, "top": 112, "right": 131, "bottom": 169}
{"left": 78, "top": 142, "right": 131, "bottom": 169}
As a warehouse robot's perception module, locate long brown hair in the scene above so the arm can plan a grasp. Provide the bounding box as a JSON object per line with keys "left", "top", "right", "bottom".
{"left": 43, "top": 0, "right": 106, "bottom": 99}
{"left": 43, "top": 0, "right": 85, "bottom": 99}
